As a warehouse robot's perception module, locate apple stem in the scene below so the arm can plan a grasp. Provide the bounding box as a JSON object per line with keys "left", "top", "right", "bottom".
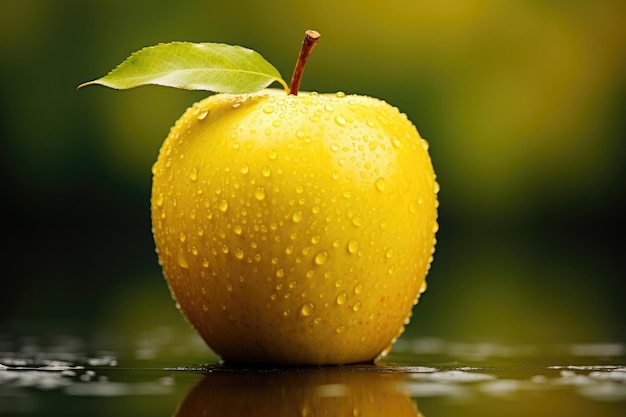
{"left": 289, "top": 30, "right": 321, "bottom": 95}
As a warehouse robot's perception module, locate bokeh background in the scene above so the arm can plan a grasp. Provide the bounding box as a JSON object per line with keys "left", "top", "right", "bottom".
{"left": 1, "top": 0, "right": 624, "bottom": 348}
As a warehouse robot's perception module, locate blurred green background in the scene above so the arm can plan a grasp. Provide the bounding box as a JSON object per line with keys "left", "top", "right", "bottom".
{"left": 1, "top": 0, "right": 624, "bottom": 347}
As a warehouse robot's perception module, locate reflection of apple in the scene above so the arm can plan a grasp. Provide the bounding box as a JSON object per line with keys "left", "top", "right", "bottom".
{"left": 174, "top": 368, "right": 421, "bottom": 417}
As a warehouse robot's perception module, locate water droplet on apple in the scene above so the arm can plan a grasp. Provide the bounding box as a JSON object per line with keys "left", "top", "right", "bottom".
{"left": 351, "top": 216, "right": 363, "bottom": 227}
{"left": 218, "top": 200, "right": 229, "bottom": 212}
{"left": 334, "top": 115, "right": 346, "bottom": 126}
{"left": 391, "top": 136, "right": 401, "bottom": 148}
{"left": 314, "top": 251, "right": 328, "bottom": 265}
{"left": 385, "top": 248, "right": 394, "bottom": 259}
{"left": 419, "top": 279, "right": 428, "bottom": 294}
{"left": 336, "top": 326, "right": 346, "bottom": 334}
{"left": 336, "top": 292, "right": 347, "bottom": 305}
{"left": 276, "top": 268, "right": 285, "bottom": 278}
{"left": 189, "top": 166, "right": 199, "bottom": 182}
{"left": 292, "top": 211, "right": 303, "bottom": 223}
{"left": 354, "top": 284, "right": 362, "bottom": 295}
{"left": 267, "top": 149, "right": 277, "bottom": 160}
{"left": 324, "top": 103, "right": 334, "bottom": 112}
{"left": 300, "top": 302, "right": 315, "bottom": 317}
{"left": 375, "top": 177, "right": 386, "bottom": 192}
{"left": 254, "top": 186, "right": 266, "bottom": 201}
{"left": 179, "top": 233, "right": 186, "bottom": 243}
{"left": 232, "top": 102, "right": 241, "bottom": 109}
{"left": 263, "top": 105, "right": 275, "bottom": 114}
{"left": 240, "top": 163, "right": 249, "bottom": 174}
{"left": 154, "top": 193, "right": 164, "bottom": 207}
{"left": 352, "top": 302, "right": 361, "bottom": 312}
{"left": 197, "top": 109, "right": 209, "bottom": 120}
{"left": 347, "top": 240, "right": 359, "bottom": 254}
{"left": 234, "top": 248, "right": 244, "bottom": 260}
{"left": 336, "top": 91, "right": 346, "bottom": 98}
{"left": 177, "top": 249, "right": 189, "bottom": 269}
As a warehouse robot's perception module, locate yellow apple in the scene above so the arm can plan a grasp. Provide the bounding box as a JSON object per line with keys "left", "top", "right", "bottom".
{"left": 77, "top": 30, "right": 439, "bottom": 365}
{"left": 151, "top": 88, "right": 438, "bottom": 364}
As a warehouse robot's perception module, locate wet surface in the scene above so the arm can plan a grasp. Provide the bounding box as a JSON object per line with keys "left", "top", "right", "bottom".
{"left": 1, "top": 326, "right": 624, "bottom": 416}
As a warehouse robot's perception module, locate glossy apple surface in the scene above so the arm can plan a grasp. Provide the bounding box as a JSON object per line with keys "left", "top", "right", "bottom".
{"left": 151, "top": 89, "right": 438, "bottom": 364}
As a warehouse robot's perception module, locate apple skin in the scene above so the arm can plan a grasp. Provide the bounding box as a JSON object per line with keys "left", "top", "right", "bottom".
{"left": 151, "top": 89, "right": 438, "bottom": 365}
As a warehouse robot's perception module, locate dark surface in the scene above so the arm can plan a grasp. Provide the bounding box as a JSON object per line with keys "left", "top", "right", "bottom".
{"left": 1, "top": 328, "right": 625, "bottom": 416}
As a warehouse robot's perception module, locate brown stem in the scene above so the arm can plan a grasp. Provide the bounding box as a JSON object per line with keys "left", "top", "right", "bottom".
{"left": 289, "top": 30, "right": 321, "bottom": 95}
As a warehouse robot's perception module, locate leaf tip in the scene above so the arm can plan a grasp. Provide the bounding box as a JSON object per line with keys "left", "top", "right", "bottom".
{"left": 76, "top": 80, "right": 96, "bottom": 90}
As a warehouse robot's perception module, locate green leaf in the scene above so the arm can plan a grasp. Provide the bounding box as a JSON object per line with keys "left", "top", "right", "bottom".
{"left": 78, "top": 42, "right": 289, "bottom": 94}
